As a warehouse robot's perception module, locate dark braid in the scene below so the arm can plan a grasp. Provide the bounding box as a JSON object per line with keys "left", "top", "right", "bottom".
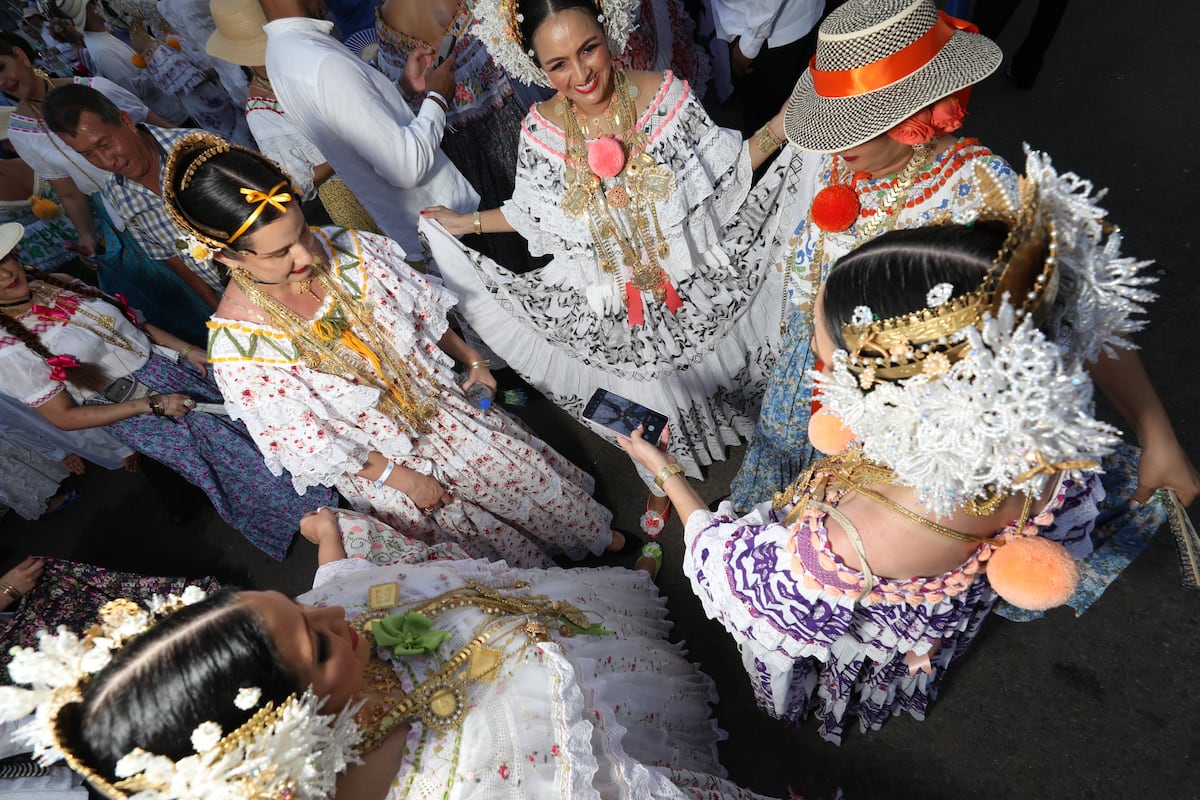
{"left": 0, "top": 269, "right": 119, "bottom": 393}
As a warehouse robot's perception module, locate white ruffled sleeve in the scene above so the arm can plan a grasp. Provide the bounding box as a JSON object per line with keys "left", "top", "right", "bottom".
{"left": 210, "top": 356, "right": 416, "bottom": 493}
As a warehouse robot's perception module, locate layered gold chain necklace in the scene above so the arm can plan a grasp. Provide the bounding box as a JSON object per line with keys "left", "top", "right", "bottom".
{"left": 231, "top": 255, "right": 437, "bottom": 434}
{"left": 557, "top": 71, "right": 679, "bottom": 314}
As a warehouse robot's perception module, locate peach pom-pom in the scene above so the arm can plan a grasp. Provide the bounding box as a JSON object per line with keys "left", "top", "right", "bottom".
{"left": 987, "top": 537, "right": 1079, "bottom": 610}
{"left": 811, "top": 184, "right": 860, "bottom": 232}
{"left": 808, "top": 409, "right": 855, "bottom": 455}
{"left": 587, "top": 135, "right": 625, "bottom": 179}
{"left": 28, "top": 196, "right": 61, "bottom": 220}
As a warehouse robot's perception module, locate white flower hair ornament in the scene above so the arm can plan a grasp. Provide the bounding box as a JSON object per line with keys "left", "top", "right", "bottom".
{"left": 473, "top": 0, "right": 637, "bottom": 88}
{"left": 813, "top": 305, "right": 1121, "bottom": 519}
{"left": 0, "top": 589, "right": 363, "bottom": 800}
{"left": 809, "top": 148, "right": 1155, "bottom": 519}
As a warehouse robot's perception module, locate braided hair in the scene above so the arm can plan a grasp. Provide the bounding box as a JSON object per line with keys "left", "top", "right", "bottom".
{"left": 0, "top": 268, "right": 139, "bottom": 394}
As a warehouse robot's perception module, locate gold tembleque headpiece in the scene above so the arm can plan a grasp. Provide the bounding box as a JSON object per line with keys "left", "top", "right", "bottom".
{"left": 841, "top": 164, "right": 1059, "bottom": 389}
{"left": 162, "top": 131, "right": 295, "bottom": 253}
{"left": 0, "top": 588, "right": 361, "bottom": 800}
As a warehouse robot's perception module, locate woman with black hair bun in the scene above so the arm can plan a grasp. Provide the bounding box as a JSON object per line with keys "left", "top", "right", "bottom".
{"left": 621, "top": 153, "right": 1197, "bottom": 741}
{"left": 2, "top": 507, "right": 779, "bottom": 799}
{"left": 162, "top": 131, "right": 625, "bottom": 570}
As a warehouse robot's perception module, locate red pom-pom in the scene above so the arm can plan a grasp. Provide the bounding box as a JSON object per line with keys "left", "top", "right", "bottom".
{"left": 811, "top": 185, "right": 860, "bottom": 232}
{"left": 987, "top": 537, "right": 1079, "bottom": 610}
{"left": 587, "top": 135, "right": 626, "bottom": 179}
{"left": 808, "top": 409, "right": 855, "bottom": 455}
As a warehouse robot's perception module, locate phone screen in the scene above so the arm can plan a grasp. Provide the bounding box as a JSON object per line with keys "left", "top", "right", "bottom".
{"left": 581, "top": 389, "right": 668, "bottom": 445}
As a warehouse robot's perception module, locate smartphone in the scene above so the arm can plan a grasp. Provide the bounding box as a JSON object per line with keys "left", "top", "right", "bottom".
{"left": 435, "top": 34, "right": 456, "bottom": 67}
{"left": 581, "top": 389, "right": 668, "bottom": 445}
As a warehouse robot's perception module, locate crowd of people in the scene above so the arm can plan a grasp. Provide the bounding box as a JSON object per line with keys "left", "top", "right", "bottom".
{"left": 0, "top": 0, "right": 1195, "bottom": 798}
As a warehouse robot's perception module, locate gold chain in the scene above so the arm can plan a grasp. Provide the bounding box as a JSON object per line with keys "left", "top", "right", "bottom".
{"left": 558, "top": 71, "right": 676, "bottom": 305}
{"left": 774, "top": 449, "right": 1018, "bottom": 546}
{"left": 29, "top": 285, "right": 144, "bottom": 355}
{"left": 348, "top": 581, "right": 598, "bottom": 753}
{"left": 231, "top": 243, "right": 437, "bottom": 433}
{"left": 780, "top": 145, "right": 933, "bottom": 335}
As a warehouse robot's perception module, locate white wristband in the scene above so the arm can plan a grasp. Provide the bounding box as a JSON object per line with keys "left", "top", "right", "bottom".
{"left": 374, "top": 460, "right": 396, "bottom": 491}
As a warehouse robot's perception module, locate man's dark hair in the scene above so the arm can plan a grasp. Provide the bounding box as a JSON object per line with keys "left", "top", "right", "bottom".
{"left": 42, "top": 83, "right": 124, "bottom": 137}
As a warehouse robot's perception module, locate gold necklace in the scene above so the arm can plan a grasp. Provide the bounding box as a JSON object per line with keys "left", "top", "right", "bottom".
{"left": 780, "top": 145, "right": 933, "bottom": 335}
{"left": 773, "top": 449, "right": 1022, "bottom": 546}
{"left": 231, "top": 244, "right": 437, "bottom": 433}
{"left": 23, "top": 68, "right": 57, "bottom": 119}
{"left": 348, "top": 581, "right": 598, "bottom": 753}
{"left": 557, "top": 71, "right": 677, "bottom": 308}
{"left": 29, "top": 285, "right": 144, "bottom": 355}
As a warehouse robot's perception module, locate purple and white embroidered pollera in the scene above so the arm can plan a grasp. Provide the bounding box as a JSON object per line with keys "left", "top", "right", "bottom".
{"left": 682, "top": 474, "right": 1101, "bottom": 743}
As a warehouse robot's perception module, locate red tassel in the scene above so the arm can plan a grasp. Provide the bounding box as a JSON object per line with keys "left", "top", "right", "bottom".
{"left": 662, "top": 280, "right": 683, "bottom": 314}
{"left": 810, "top": 359, "right": 824, "bottom": 416}
{"left": 625, "top": 282, "right": 644, "bottom": 327}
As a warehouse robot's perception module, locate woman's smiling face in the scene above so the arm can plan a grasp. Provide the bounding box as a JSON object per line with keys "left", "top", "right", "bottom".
{"left": 532, "top": 8, "right": 614, "bottom": 113}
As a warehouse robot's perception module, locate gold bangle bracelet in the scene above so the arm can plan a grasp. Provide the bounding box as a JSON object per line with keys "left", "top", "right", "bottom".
{"left": 653, "top": 462, "right": 685, "bottom": 489}
{"left": 753, "top": 124, "right": 782, "bottom": 156}
{"left": 179, "top": 344, "right": 197, "bottom": 359}
{"left": 1, "top": 583, "right": 22, "bottom": 601}
{"left": 466, "top": 359, "right": 490, "bottom": 371}
{"left": 472, "top": 211, "right": 482, "bottom": 235}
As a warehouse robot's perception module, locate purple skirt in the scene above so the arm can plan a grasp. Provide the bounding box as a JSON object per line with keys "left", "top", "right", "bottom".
{"left": 89, "top": 353, "right": 336, "bottom": 559}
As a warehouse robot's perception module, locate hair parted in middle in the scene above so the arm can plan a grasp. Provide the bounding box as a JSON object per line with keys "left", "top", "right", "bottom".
{"left": 822, "top": 221, "right": 1010, "bottom": 352}
{"left": 64, "top": 588, "right": 299, "bottom": 783}
{"left": 163, "top": 132, "right": 295, "bottom": 252}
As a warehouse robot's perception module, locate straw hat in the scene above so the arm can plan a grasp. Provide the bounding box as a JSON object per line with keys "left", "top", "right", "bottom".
{"left": 0, "top": 223, "right": 24, "bottom": 260}
{"left": 205, "top": 0, "right": 268, "bottom": 67}
{"left": 783, "top": 0, "right": 1001, "bottom": 153}
{"left": 55, "top": 0, "right": 87, "bottom": 29}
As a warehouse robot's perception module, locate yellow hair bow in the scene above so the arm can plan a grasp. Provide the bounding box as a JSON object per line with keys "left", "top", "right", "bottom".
{"left": 227, "top": 180, "right": 293, "bottom": 244}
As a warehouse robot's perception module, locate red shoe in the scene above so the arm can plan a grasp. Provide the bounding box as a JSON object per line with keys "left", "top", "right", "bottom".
{"left": 640, "top": 495, "right": 672, "bottom": 538}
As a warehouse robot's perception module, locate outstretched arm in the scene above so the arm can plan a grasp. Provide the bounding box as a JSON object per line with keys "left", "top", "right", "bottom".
{"left": 1089, "top": 347, "right": 1200, "bottom": 505}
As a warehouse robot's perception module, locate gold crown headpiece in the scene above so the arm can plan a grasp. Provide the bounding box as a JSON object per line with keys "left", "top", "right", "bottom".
{"left": 0, "top": 587, "right": 361, "bottom": 799}
{"left": 161, "top": 131, "right": 295, "bottom": 253}
{"left": 841, "top": 164, "right": 1060, "bottom": 389}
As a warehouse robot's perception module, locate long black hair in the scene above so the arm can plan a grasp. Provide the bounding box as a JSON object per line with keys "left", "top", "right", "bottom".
{"left": 821, "top": 221, "right": 1010, "bottom": 350}
{"left": 169, "top": 145, "right": 294, "bottom": 252}
{"left": 63, "top": 588, "right": 299, "bottom": 779}
{"left": 517, "top": 0, "right": 602, "bottom": 59}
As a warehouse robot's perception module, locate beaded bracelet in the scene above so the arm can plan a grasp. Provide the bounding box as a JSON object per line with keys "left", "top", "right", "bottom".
{"left": 653, "top": 462, "right": 685, "bottom": 489}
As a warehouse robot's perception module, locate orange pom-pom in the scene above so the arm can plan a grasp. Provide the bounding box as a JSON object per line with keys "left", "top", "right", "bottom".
{"left": 807, "top": 409, "right": 855, "bottom": 455}
{"left": 131, "top": 53, "right": 147, "bottom": 68}
{"left": 165, "top": 38, "right": 182, "bottom": 50}
{"left": 986, "top": 537, "right": 1079, "bottom": 610}
{"left": 811, "top": 185, "right": 860, "bottom": 232}
{"left": 28, "top": 196, "right": 61, "bottom": 220}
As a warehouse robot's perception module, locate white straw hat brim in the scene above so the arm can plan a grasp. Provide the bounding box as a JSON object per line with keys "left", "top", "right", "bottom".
{"left": 206, "top": 28, "right": 267, "bottom": 66}
{"left": 0, "top": 223, "right": 25, "bottom": 260}
{"left": 205, "top": 0, "right": 269, "bottom": 67}
{"left": 784, "top": 28, "right": 1001, "bottom": 153}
